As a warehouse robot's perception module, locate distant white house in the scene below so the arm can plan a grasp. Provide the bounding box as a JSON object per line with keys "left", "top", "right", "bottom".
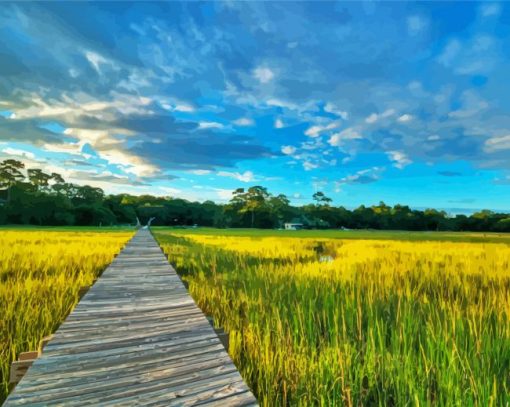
{"left": 284, "top": 222, "right": 304, "bottom": 230}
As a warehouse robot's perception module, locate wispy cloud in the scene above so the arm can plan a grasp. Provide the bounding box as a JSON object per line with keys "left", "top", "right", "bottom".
{"left": 387, "top": 151, "right": 412, "bottom": 169}
{"left": 305, "top": 121, "right": 339, "bottom": 138}
{"left": 480, "top": 3, "right": 500, "bottom": 18}
{"left": 1, "top": 147, "right": 35, "bottom": 159}
{"left": 198, "top": 121, "right": 224, "bottom": 130}
{"left": 407, "top": 15, "right": 427, "bottom": 36}
{"left": 335, "top": 167, "right": 385, "bottom": 191}
{"left": 365, "top": 109, "right": 395, "bottom": 124}
{"left": 484, "top": 135, "right": 510, "bottom": 152}
{"left": 233, "top": 117, "right": 254, "bottom": 126}
{"left": 328, "top": 127, "right": 362, "bottom": 146}
{"left": 281, "top": 145, "right": 296, "bottom": 155}
{"left": 217, "top": 170, "right": 255, "bottom": 182}
{"left": 253, "top": 67, "right": 274, "bottom": 84}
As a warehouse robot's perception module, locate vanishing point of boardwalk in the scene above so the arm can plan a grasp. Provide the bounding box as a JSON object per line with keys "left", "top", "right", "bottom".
{"left": 5, "top": 229, "right": 257, "bottom": 406}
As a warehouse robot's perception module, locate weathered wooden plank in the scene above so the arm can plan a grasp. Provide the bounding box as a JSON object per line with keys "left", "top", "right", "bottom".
{"left": 197, "top": 390, "right": 259, "bottom": 407}
{"left": 64, "top": 302, "right": 198, "bottom": 322}
{"left": 18, "top": 352, "right": 39, "bottom": 361}
{"left": 55, "top": 370, "right": 245, "bottom": 406}
{"left": 5, "top": 228, "right": 256, "bottom": 406}
{"left": 38, "top": 333, "right": 220, "bottom": 365}
{"left": 110, "top": 376, "right": 249, "bottom": 407}
{"left": 20, "top": 343, "right": 226, "bottom": 383}
{"left": 52, "top": 312, "right": 207, "bottom": 339}
{"left": 43, "top": 325, "right": 216, "bottom": 356}
{"left": 17, "top": 350, "right": 232, "bottom": 394}
{"left": 9, "top": 357, "right": 237, "bottom": 404}
{"left": 60, "top": 306, "right": 204, "bottom": 328}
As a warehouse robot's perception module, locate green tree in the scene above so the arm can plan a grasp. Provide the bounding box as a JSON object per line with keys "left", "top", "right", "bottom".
{"left": 312, "top": 191, "right": 332, "bottom": 206}
{"left": 50, "top": 172, "right": 65, "bottom": 186}
{"left": 27, "top": 168, "right": 52, "bottom": 191}
{"left": 269, "top": 193, "right": 291, "bottom": 227}
{"left": 231, "top": 186, "right": 270, "bottom": 228}
{"left": 0, "top": 159, "right": 25, "bottom": 202}
{"left": 74, "top": 185, "right": 104, "bottom": 204}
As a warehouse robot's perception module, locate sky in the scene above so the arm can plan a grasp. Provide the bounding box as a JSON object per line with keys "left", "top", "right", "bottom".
{"left": 0, "top": 1, "right": 509, "bottom": 213}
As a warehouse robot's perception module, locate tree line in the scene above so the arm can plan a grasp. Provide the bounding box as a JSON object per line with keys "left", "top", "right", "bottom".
{"left": 0, "top": 159, "right": 509, "bottom": 232}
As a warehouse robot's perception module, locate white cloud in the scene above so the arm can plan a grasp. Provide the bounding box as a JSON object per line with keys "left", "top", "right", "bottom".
{"left": 407, "top": 16, "right": 427, "bottom": 35}
{"left": 174, "top": 104, "right": 195, "bottom": 112}
{"left": 328, "top": 127, "right": 362, "bottom": 146}
{"left": 387, "top": 151, "right": 412, "bottom": 169}
{"left": 324, "top": 103, "right": 349, "bottom": 120}
{"left": 335, "top": 167, "right": 385, "bottom": 191}
{"left": 449, "top": 91, "right": 489, "bottom": 118}
{"left": 42, "top": 142, "right": 82, "bottom": 154}
{"left": 397, "top": 114, "right": 413, "bottom": 123}
{"left": 305, "top": 121, "right": 339, "bottom": 138}
{"left": 161, "top": 102, "right": 195, "bottom": 112}
{"left": 64, "top": 128, "right": 115, "bottom": 145}
{"left": 253, "top": 67, "right": 274, "bottom": 84}
{"left": 60, "top": 127, "right": 158, "bottom": 177}
{"left": 438, "top": 39, "right": 462, "bottom": 67}
{"left": 438, "top": 36, "right": 496, "bottom": 75}
{"left": 456, "top": 35, "right": 495, "bottom": 75}
{"left": 198, "top": 121, "right": 224, "bottom": 129}
{"left": 365, "top": 113, "right": 378, "bottom": 124}
{"left": 215, "top": 188, "right": 234, "bottom": 201}
{"left": 274, "top": 118, "right": 284, "bottom": 128}
{"left": 69, "top": 68, "right": 79, "bottom": 78}
{"left": 217, "top": 170, "right": 255, "bottom": 182}
{"left": 84, "top": 51, "right": 108, "bottom": 73}
{"left": 428, "top": 134, "right": 440, "bottom": 141}
{"left": 233, "top": 117, "right": 254, "bottom": 126}
{"left": 303, "top": 161, "right": 319, "bottom": 171}
{"left": 281, "top": 145, "right": 296, "bottom": 155}
{"left": 14, "top": 94, "right": 152, "bottom": 121}
{"left": 365, "top": 109, "right": 395, "bottom": 124}
{"left": 190, "top": 169, "right": 212, "bottom": 175}
{"left": 484, "top": 135, "right": 510, "bottom": 152}
{"left": 1, "top": 147, "right": 35, "bottom": 159}
{"left": 266, "top": 98, "right": 298, "bottom": 110}
{"left": 481, "top": 3, "right": 500, "bottom": 18}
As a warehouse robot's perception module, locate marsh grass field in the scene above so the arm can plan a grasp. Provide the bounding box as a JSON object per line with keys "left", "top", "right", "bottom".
{"left": 1, "top": 226, "right": 509, "bottom": 405}
{"left": 0, "top": 228, "right": 133, "bottom": 402}
{"left": 154, "top": 227, "right": 510, "bottom": 406}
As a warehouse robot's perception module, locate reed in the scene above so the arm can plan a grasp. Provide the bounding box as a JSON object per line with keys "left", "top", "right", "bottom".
{"left": 155, "top": 230, "right": 510, "bottom": 406}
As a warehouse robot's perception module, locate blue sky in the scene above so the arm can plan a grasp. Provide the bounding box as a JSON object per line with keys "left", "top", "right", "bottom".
{"left": 0, "top": 2, "right": 509, "bottom": 212}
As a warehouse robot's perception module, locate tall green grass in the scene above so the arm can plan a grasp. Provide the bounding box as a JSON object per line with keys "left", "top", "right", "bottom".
{"left": 154, "top": 230, "right": 510, "bottom": 406}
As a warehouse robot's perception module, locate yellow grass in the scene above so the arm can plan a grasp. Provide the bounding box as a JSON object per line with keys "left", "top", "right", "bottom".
{"left": 156, "top": 231, "right": 510, "bottom": 406}
{"left": 0, "top": 229, "right": 133, "bottom": 401}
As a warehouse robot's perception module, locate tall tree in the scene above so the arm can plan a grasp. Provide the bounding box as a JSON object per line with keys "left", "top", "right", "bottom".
{"left": 50, "top": 172, "right": 65, "bottom": 185}
{"left": 27, "top": 169, "right": 52, "bottom": 191}
{"left": 0, "top": 159, "right": 25, "bottom": 202}
{"left": 312, "top": 191, "right": 332, "bottom": 206}
{"left": 231, "top": 186, "right": 270, "bottom": 227}
{"left": 269, "top": 193, "right": 291, "bottom": 227}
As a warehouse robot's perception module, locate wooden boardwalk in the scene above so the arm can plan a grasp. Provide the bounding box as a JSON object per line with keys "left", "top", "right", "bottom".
{"left": 5, "top": 229, "right": 257, "bottom": 406}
